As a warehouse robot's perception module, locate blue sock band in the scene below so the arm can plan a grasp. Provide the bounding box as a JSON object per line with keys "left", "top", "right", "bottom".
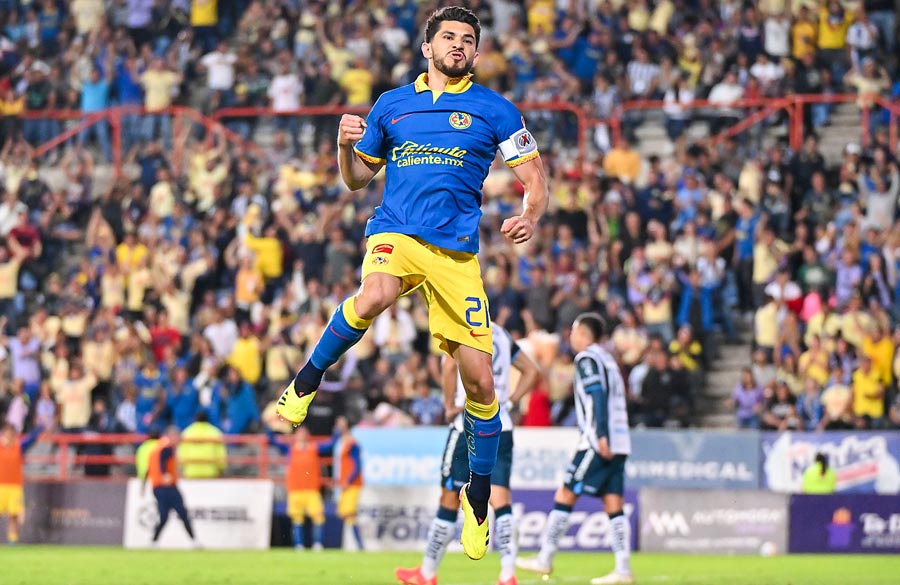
{"left": 312, "top": 522, "right": 324, "bottom": 546}
{"left": 463, "top": 410, "right": 501, "bottom": 477}
{"left": 309, "top": 301, "right": 369, "bottom": 371}
{"left": 553, "top": 502, "right": 573, "bottom": 513}
{"left": 494, "top": 505, "right": 512, "bottom": 518}
{"left": 292, "top": 523, "right": 304, "bottom": 547}
{"left": 437, "top": 506, "right": 458, "bottom": 523}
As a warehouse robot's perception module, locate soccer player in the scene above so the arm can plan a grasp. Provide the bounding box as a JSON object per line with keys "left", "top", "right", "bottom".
{"left": 516, "top": 314, "right": 634, "bottom": 585}
{"left": 284, "top": 427, "right": 327, "bottom": 550}
{"left": 396, "top": 323, "right": 542, "bottom": 585}
{"left": 0, "top": 423, "right": 41, "bottom": 545}
{"left": 318, "top": 416, "right": 364, "bottom": 550}
{"left": 145, "top": 426, "right": 197, "bottom": 545}
{"left": 276, "top": 5, "right": 547, "bottom": 560}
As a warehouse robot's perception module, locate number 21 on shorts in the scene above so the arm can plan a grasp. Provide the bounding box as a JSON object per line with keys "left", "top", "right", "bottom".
{"left": 464, "top": 297, "right": 490, "bottom": 327}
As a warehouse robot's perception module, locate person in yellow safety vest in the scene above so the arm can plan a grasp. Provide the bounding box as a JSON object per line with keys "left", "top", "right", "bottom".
{"left": 135, "top": 428, "right": 161, "bottom": 481}
{"left": 178, "top": 411, "right": 227, "bottom": 479}
{"left": 802, "top": 452, "right": 837, "bottom": 494}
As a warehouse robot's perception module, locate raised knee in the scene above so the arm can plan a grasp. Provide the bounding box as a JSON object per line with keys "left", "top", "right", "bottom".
{"left": 355, "top": 280, "right": 399, "bottom": 318}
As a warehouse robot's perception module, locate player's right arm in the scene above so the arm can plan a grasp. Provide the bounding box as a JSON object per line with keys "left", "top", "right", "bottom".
{"left": 337, "top": 114, "right": 384, "bottom": 190}
{"left": 508, "top": 344, "right": 543, "bottom": 405}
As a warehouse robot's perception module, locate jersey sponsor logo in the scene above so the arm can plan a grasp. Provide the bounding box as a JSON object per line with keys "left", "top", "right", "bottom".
{"left": 448, "top": 111, "right": 472, "bottom": 129}
{"left": 372, "top": 243, "right": 394, "bottom": 255}
{"left": 391, "top": 114, "right": 413, "bottom": 124}
{"left": 390, "top": 140, "right": 468, "bottom": 168}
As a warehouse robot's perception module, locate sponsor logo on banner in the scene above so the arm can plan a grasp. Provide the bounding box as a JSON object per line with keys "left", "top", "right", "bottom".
{"left": 356, "top": 485, "right": 447, "bottom": 551}
{"left": 356, "top": 486, "right": 638, "bottom": 552}
{"left": 640, "top": 489, "right": 789, "bottom": 554}
{"left": 762, "top": 432, "right": 900, "bottom": 494}
{"left": 515, "top": 490, "right": 639, "bottom": 551}
{"left": 123, "top": 479, "right": 273, "bottom": 549}
{"left": 354, "top": 428, "right": 448, "bottom": 486}
{"left": 789, "top": 494, "right": 900, "bottom": 553}
{"left": 511, "top": 429, "right": 759, "bottom": 490}
{"left": 22, "top": 482, "right": 127, "bottom": 545}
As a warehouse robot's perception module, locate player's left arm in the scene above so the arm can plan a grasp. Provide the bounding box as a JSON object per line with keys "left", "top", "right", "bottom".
{"left": 508, "top": 344, "right": 543, "bottom": 405}
{"left": 495, "top": 106, "right": 548, "bottom": 244}
{"left": 502, "top": 156, "right": 548, "bottom": 244}
{"left": 577, "top": 356, "right": 612, "bottom": 458}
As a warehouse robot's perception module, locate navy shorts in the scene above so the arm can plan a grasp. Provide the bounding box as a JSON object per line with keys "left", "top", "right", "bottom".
{"left": 563, "top": 450, "right": 626, "bottom": 497}
{"left": 441, "top": 428, "right": 513, "bottom": 491}
{"left": 153, "top": 485, "right": 188, "bottom": 519}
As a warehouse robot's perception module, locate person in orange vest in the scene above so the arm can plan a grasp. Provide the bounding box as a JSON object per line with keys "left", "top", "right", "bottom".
{"left": 0, "top": 423, "right": 41, "bottom": 544}
{"left": 283, "top": 427, "right": 327, "bottom": 550}
{"left": 144, "top": 426, "right": 197, "bottom": 544}
{"left": 320, "top": 416, "right": 364, "bottom": 550}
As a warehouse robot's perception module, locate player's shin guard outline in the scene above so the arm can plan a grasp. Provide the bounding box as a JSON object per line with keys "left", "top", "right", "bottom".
{"left": 422, "top": 506, "right": 457, "bottom": 578}
{"left": 609, "top": 511, "right": 631, "bottom": 574}
{"left": 494, "top": 505, "right": 516, "bottom": 581}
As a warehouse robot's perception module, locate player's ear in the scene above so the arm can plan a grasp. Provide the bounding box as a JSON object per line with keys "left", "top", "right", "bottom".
{"left": 471, "top": 51, "right": 480, "bottom": 69}
{"left": 421, "top": 41, "right": 432, "bottom": 59}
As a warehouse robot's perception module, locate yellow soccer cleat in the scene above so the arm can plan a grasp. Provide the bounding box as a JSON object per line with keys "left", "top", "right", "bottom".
{"left": 459, "top": 483, "right": 489, "bottom": 560}
{"left": 276, "top": 380, "right": 317, "bottom": 427}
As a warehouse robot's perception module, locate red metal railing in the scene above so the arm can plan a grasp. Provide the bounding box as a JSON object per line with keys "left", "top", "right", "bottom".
{"left": 24, "top": 433, "right": 332, "bottom": 482}
{"left": 21, "top": 94, "right": 899, "bottom": 177}
{"left": 609, "top": 93, "right": 900, "bottom": 151}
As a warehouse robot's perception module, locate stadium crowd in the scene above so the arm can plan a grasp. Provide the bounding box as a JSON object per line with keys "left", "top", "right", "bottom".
{"left": 0, "top": 0, "right": 899, "bottom": 444}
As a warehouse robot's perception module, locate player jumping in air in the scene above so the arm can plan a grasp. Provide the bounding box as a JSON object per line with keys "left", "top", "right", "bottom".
{"left": 516, "top": 314, "right": 635, "bottom": 585}
{"left": 276, "top": 5, "right": 548, "bottom": 560}
{"left": 395, "top": 323, "right": 542, "bottom": 585}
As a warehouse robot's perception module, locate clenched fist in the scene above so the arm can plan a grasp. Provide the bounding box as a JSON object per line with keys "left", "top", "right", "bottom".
{"left": 500, "top": 215, "right": 535, "bottom": 244}
{"left": 338, "top": 114, "right": 367, "bottom": 146}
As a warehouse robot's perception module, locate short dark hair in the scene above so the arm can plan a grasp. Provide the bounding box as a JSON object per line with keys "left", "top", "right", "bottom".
{"left": 575, "top": 312, "right": 607, "bottom": 341}
{"left": 424, "top": 6, "right": 481, "bottom": 47}
{"left": 195, "top": 411, "right": 210, "bottom": 423}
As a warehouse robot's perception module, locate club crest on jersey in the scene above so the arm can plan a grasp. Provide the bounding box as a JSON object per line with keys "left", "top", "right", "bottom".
{"left": 449, "top": 112, "right": 472, "bottom": 130}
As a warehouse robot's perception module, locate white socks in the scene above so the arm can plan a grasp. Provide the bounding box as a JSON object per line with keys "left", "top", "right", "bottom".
{"left": 494, "top": 507, "right": 516, "bottom": 581}
{"left": 610, "top": 513, "right": 631, "bottom": 575}
{"left": 537, "top": 506, "right": 571, "bottom": 568}
{"left": 421, "top": 514, "right": 456, "bottom": 578}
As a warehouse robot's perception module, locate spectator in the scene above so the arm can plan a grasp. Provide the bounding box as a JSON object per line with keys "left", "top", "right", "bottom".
{"left": 731, "top": 367, "right": 763, "bottom": 429}
{"left": 179, "top": 411, "right": 226, "bottom": 478}
{"left": 852, "top": 354, "right": 885, "bottom": 428}
{"left": 761, "top": 379, "right": 801, "bottom": 431}
{"left": 140, "top": 57, "right": 182, "bottom": 149}
{"left": 797, "top": 377, "right": 825, "bottom": 431}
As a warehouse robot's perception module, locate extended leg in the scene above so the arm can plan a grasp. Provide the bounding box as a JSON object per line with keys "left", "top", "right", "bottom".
{"left": 277, "top": 273, "right": 401, "bottom": 425}
{"left": 454, "top": 342, "right": 498, "bottom": 560}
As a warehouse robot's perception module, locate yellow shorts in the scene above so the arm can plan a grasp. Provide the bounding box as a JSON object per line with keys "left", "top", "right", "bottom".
{"left": 337, "top": 486, "right": 361, "bottom": 519}
{"left": 0, "top": 484, "right": 24, "bottom": 516}
{"left": 361, "top": 233, "right": 492, "bottom": 355}
{"left": 287, "top": 489, "right": 325, "bottom": 524}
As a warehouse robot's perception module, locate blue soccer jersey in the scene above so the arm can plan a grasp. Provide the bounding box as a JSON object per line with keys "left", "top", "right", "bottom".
{"left": 353, "top": 73, "right": 539, "bottom": 253}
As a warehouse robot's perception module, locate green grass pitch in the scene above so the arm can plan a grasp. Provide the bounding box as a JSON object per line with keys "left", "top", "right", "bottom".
{"left": 2, "top": 548, "right": 899, "bottom": 585}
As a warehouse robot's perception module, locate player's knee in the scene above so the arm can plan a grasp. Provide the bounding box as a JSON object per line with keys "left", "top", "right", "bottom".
{"left": 440, "top": 489, "right": 459, "bottom": 510}
{"left": 463, "top": 369, "right": 495, "bottom": 405}
{"left": 554, "top": 487, "right": 577, "bottom": 507}
{"left": 355, "top": 277, "right": 401, "bottom": 318}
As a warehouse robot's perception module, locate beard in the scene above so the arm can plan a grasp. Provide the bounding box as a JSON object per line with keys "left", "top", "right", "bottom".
{"left": 433, "top": 52, "right": 474, "bottom": 78}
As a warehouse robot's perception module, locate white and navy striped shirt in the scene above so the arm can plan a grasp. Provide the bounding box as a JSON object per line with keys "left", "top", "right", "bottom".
{"left": 574, "top": 343, "right": 631, "bottom": 455}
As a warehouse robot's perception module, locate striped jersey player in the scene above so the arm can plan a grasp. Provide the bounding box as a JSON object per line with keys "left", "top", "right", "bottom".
{"left": 517, "top": 313, "right": 635, "bottom": 585}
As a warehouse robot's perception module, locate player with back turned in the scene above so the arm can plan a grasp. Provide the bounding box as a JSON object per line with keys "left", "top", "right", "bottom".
{"left": 516, "top": 314, "right": 635, "bottom": 585}
{"left": 276, "top": 6, "right": 548, "bottom": 560}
